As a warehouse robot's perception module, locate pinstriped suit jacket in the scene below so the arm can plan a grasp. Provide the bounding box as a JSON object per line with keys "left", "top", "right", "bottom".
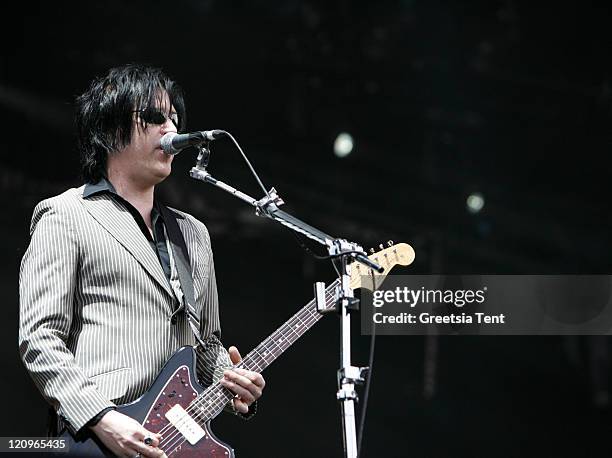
{"left": 19, "top": 185, "right": 237, "bottom": 435}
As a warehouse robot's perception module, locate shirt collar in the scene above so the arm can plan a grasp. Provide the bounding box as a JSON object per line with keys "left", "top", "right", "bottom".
{"left": 83, "top": 177, "right": 118, "bottom": 198}
{"left": 83, "top": 177, "right": 163, "bottom": 219}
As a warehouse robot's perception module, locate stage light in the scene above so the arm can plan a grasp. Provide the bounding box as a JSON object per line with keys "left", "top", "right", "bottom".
{"left": 334, "top": 132, "right": 353, "bottom": 157}
{"left": 466, "top": 193, "right": 485, "bottom": 214}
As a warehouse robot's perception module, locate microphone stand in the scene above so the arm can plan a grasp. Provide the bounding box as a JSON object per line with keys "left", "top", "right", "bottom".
{"left": 190, "top": 144, "right": 381, "bottom": 458}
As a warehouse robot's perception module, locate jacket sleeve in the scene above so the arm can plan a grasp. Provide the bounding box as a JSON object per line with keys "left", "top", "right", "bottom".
{"left": 19, "top": 200, "right": 115, "bottom": 435}
{"left": 193, "top": 223, "right": 256, "bottom": 420}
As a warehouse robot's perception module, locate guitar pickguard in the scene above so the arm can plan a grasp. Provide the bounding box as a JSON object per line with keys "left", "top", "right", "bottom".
{"left": 143, "top": 365, "right": 198, "bottom": 432}
{"left": 142, "top": 364, "right": 234, "bottom": 457}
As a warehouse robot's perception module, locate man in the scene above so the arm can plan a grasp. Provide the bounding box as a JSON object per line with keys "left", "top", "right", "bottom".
{"left": 19, "top": 64, "right": 265, "bottom": 458}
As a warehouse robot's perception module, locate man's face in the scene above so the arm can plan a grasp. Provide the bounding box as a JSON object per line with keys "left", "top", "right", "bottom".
{"left": 110, "top": 91, "right": 178, "bottom": 188}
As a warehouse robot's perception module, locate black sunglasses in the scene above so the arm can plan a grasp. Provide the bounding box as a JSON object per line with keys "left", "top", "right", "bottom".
{"left": 133, "top": 108, "right": 179, "bottom": 129}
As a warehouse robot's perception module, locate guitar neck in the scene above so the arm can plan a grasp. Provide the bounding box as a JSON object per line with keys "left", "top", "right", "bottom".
{"left": 239, "top": 279, "right": 339, "bottom": 372}
{"left": 194, "top": 279, "right": 339, "bottom": 420}
{"left": 189, "top": 241, "right": 413, "bottom": 424}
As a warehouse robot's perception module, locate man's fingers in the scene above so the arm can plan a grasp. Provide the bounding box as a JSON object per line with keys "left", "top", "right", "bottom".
{"left": 223, "top": 369, "right": 252, "bottom": 385}
{"left": 223, "top": 370, "right": 263, "bottom": 398}
{"left": 130, "top": 439, "right": 164, "bottom": 458}
{"left": 133, "top": 429, "right": 164, "bottom": 458}
{"left": 228, "top": 346, "right": 242, "bottom": 365}
{"left": 151, "top": 433, "right": 162, "bottom": 448}
{"left": 221, "top": 378, "right": 257, "bottom": 404}
{"left": 223, "top": 348, "right": 265, "bottom": 409}
{"left": 136, "top": 428, "right": 162, "bottom": 445}
{"left": 233, "top": 368, "right": 266, "bottom": 388}
{"left": 91, "top": 411, "right": 166, "bottom": 458}
{"left": 137, "top": 430, "right": 161, "bottom": 448}
{"left": 232, "top": 397, "right": 249, "bottom": 414}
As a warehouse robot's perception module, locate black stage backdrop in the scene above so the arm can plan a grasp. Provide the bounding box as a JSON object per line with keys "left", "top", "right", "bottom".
{"left": 2, "top": 1, "right": 612, "bottom": 457}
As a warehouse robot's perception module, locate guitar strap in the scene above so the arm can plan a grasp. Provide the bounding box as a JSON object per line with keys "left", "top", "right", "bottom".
{"left": 158, "top": 205, "right": 207, "bottom": 344}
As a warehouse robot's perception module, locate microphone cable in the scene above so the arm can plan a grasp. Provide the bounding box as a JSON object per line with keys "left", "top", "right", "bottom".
{"left": 357, "top": 319, "right": 376, "bottom": 458}
{"left": 217, "top": 130, "right": 271, "bottom": 198}
{"left": 222, "top": 131, "right": 376, "bottom": 456}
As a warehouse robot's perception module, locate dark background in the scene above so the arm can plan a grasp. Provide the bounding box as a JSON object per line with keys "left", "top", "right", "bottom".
{"left": 2, "top": 1, "right": 612, "bottom": 456}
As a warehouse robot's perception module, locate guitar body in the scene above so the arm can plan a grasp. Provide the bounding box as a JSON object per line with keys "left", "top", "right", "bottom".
{"left": 56, "top": 243, "right": 413, "bottom": 457}
{"left": 59, "top": 347, "right": 234, "bottom": 457}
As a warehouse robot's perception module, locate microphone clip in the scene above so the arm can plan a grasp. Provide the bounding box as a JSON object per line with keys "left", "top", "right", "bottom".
{"left": 195, "top": 142, "right": 212, "bottom": 171}
{"left": 255, "top": 187, "right": 285, "bottom": 217}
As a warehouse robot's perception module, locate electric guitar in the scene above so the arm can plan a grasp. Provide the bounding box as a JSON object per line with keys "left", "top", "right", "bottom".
{"left": 60, "top": 242, "right": 415, "bottom": 457}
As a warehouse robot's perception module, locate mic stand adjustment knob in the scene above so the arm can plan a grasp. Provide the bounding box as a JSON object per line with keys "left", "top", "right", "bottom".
{"left": 337, "top": 366, "right": 369, "bottom": 402}
{"left": 255, "top": 187, "right": 284, "bottom": 217}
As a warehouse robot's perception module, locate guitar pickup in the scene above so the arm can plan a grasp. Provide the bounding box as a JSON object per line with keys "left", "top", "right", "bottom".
{"left": 165, "top": 404, "right": 206, "bottom": 445}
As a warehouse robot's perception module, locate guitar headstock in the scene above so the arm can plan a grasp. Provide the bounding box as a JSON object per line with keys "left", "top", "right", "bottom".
{"left": 350, "top": 242, "right": 415, "bottom": 291}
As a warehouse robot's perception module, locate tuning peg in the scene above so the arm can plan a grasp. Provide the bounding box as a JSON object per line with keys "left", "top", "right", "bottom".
{"left": 369, "top": 248, "right": 375, "bottom": 254}
{"left": 387, "top": 240, "right": 394, "bottom": 246}
{"left": 379, "top": 243, "right": 384, "bottom": 250}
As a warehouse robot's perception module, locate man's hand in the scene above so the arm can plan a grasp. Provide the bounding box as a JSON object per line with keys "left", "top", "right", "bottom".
{"left": 90, "top": 410, "right": 166, "bottom": 458}
{"left": 220, "top": 346, "right": 266, "bottom": 414}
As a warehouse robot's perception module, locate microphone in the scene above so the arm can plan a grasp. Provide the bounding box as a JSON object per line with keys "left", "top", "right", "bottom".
{"left": 160, "top": 130, "right": 225, "bottom": 155}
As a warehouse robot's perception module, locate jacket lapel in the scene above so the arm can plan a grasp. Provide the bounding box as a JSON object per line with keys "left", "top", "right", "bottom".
{"left": 79, "top": 193, "right": 174, "bottom": 298}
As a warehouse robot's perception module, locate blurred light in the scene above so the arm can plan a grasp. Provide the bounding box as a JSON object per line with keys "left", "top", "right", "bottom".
{"left": 466, "top": 193, "right": 485, "bottom": 214}
{"left": 334, "top": 132, "right": 353, "bottom": 157}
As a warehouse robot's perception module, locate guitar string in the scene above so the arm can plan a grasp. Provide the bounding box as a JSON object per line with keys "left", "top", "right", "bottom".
{"left": 168, "top": 284, "right": 333, "bottom": 423}
{"left": 160, "top": 251, "right": 395, "bottom": 453}
{"left": 159, "top": 282, "right": 339, "bottom": 454}
{"left": 160, "top": 289, "right": 332, "bottom": 454}
{"left": 158, "top": 285, "right": 337, "bottom": 454}
{"left": 160, "top": 299, "right": 328, "bottom": 455}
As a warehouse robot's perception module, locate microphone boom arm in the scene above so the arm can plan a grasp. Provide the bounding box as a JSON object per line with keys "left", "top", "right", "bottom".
{"left": 189, "top": 163, "right": 383, "bottom": 273}
{"left": 189, "top": 135, "right": 384, "bottom": 458}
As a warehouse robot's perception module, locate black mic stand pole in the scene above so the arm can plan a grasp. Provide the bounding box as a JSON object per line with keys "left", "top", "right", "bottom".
{"left": 190, "top": 145, "right": 381, "bottom": 458}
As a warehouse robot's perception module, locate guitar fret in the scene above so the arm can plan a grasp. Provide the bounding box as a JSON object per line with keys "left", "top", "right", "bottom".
{"left": 240, "top": 280, "right": 338, "bottom": 374}
{"left": 148, "top": 242, "right": 414, "bottom": 458}
{"left": 103, "top": 244, "right": 410, "bottom": 457}
{"left": 192, "top": 279, "right": 340, "bottom": 422}
{"left": 249, "top": 347, "right": 266, "bottom": 371}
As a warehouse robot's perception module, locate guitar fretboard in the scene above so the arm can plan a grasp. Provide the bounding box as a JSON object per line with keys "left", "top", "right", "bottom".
{"left": 193, "top": 279, "right": 340, "bottom": 421}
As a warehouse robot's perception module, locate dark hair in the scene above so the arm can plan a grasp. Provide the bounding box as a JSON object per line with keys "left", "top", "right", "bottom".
{"left": 75, "top": 64, "right": 187, "bottom": 183}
